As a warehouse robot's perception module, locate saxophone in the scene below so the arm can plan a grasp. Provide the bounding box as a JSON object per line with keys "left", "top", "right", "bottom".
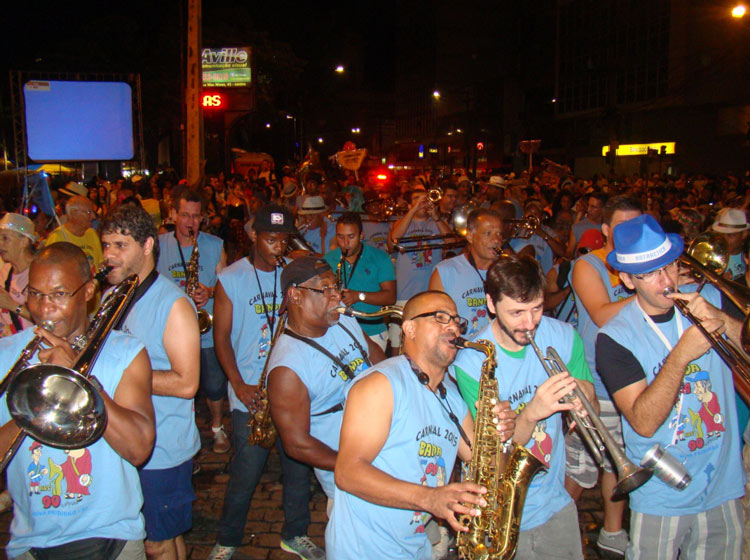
{"left": 186, "top": 227, "right": 213, "bottom": 335}
{"left": 455, "top": 337, "right": 546, "bottom": 560}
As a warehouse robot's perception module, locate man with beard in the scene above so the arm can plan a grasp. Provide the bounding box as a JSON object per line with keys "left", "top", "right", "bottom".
{"left": 266, "top": 258, "right": 386, "bottom": 528}
{"left": 324, "top": 213, "right": 396, "bottom": 351}
{"left": 101, "top": 206, "right": 201, "bottom": 560}
{"left": 207, "top": 207, "right": 322, "bottom": 560}
{"left": 429, "top": 208, "right": 504, "bottom": 338}
{"left": 0, "top": 242, "right": 155, "bottom": 559}
{"left": 326, "top": 291, "right": 516, "bottom": 559}
{"left": 453, "top": 254, "right": 594, "bottom": 559}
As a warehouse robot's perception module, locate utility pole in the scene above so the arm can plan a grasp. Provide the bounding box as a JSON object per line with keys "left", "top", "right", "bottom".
{"left": 185, "top": 0, "right": 203, "bottom": 184}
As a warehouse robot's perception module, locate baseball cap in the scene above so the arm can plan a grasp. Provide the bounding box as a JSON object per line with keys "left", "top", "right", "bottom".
{"left": 252, "top": 204, "right": 295, "bottom": 234}
{"left": 281, "top": 256, "right": 332, "bottom": 294}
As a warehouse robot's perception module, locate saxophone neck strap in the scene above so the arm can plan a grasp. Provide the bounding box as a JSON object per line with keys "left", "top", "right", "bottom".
{"left": 114, "top": 268, "right": 159, "bottom": 330}
{"left": 282, "top": 322, "right": 367, "bottom": 381}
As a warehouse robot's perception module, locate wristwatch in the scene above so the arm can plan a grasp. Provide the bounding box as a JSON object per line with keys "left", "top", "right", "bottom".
{"left": 358, "top": 292, "right": 366, "bottom": 302}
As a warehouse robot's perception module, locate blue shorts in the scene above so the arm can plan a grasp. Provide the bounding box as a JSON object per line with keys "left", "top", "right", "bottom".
{"left": 201, "top": 346, "right": 227, "bottom": 401}
{"left": 139, "top": 459, "right": 196, "bottom": 542}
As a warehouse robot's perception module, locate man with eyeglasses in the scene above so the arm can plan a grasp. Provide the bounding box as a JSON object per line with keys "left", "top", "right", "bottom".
{"left": 0, "top": 242, "right": 155, "bottom": 559}
{"left": 157, "top": 189, "right": 229, "bottom": 454}
{"left": 596, "top": 214, "right": 744, "bottom": 560}
{"left": 263, "top": 257, "right": 385, "bottom": 558}
{"left": 208, "top": 207, "right": 323, "bottom": 560}
{"left": 326, "top": 290, "right": 517, "bottom": 559}
{"left": 101, "top": 206, "right": 201, "bottom": 560}
{"left": 45, "top": 195, "right": 103, "bottom": 273}
{"left": 453, "top": 253, "right": 594, "bottom": 560}
{"left": 566, "top": 195, "right": 642, "bottom": 556}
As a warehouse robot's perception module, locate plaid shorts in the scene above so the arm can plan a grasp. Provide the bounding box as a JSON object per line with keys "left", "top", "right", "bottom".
{"left": 564, "top": 398, "right": 623, "bottom": 488}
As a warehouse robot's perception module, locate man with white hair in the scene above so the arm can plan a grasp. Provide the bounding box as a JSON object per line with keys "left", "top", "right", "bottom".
{"left": 46, "top": 195, "right": 103, "bottom": 272}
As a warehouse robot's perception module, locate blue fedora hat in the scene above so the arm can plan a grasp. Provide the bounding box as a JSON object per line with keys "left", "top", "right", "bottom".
{"left": 606, "top": 214, "right": 684, "bottom": 274}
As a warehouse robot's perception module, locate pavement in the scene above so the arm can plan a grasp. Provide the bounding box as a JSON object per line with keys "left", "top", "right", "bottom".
{"left": 0, "top": 400, "right": 626, "bottom": 559}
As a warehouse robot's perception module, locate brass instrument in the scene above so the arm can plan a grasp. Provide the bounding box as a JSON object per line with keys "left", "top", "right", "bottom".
{"left": 678, "top": 231, "right": 750, "bottom": 402}
{"left": 427, "top": 187, "right": 443, "bottom": 203}
{"left": 336, "top": 250, "right": 346, "bottom": 290}
{"left": 186, "top": 227, "right": 213, "bottom": 335}
{"left": 455, "top": 337, "right": 545, "bottom": 560}
{"left": 335, "top": 305, "right": 404, "bottom": 319}
{"left": 1, "top": 275, "right": 139, "bottom": 471}
{"left": 247, "top": 312, "right": 286, "bottom": 449}
{"left": 525, "top": 332, "right": 652, "bottom": 497}
{"left": 505, "top": 215, "right": 540, "bottom": 240}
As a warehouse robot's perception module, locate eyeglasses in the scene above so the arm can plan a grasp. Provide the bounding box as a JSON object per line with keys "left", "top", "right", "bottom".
{"left": 295, "top": 284, "right": 340, "bottom": 296}
{"left": 411, "top": 310, "right": 468, "bottom": 334}
{"left": 27, "top": 281, "right": 89, "bottom": 304}
{"left": 177, "top": 212, "right": 203, "bottom": 221}
{"left": 632, "top": 260, "right": 679, "bottom": 282}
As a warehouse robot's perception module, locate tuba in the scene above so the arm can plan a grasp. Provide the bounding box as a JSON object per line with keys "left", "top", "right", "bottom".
{"left": 186, "top": 227, "right": 213, "bottom": 335}
{"left": 455, "top": 338, "right": 545, "bottom": 560}
{"left": 0, "top": 275, "right": 139, "bottom": 470}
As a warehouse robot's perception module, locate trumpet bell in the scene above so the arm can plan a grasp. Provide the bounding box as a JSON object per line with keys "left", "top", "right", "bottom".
{"left": 612, "top": 462, "right": 653, "bottom": 499}
{"left": 7, "top": 363, "right": 107, "bottom": 449}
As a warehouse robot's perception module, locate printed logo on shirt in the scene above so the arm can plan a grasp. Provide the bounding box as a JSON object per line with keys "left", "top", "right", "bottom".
{"left": 26, "top": 442, "right": 93, "bottom": 512}
{"left": 669, "top": 363, "right": 725, "bottom": 455}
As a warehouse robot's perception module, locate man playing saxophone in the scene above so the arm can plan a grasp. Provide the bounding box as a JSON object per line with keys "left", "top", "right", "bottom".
{"left": 326, "top": 290, "right": 516, "bottom": 559}
{"left": 0, "top": 243, "right": 155, "bottom": 559}
{"left": 596, "top": 215, "right": 744, "bottom": 559}
{"left": 453, "top": 253, "right": 595, "bottom": 559}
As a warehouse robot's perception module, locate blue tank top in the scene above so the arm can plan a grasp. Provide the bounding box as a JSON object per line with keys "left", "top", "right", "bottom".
{"left": 570, "top": 251, "right": 631, "bottom": 399}
{"left": 727, "top": 252, "right": 746, "bottom": 280}
{"left": 394, "top": 220, "right": 443, "bottom": 300}
{"left": 267, "top": 315, "right": 370, "bottom": 497}
{"left": 120, "top": 274, "right": 200, "bottom": 470}
{"left": 452, "top": 317, "right": 576, "bottom": 530}
{"left": 362, "top": 220, "right": 392, "bottom": 253}
{"left": 326, "top": 356, "right": 467, "bottom": 559}
{"left": 158, "top": 231, "right": 223, "bottom": 348}
{"left": 599, "top": 285, "right": 744, "bottom": 515}
{"left": 302, "top": 225, "right": 324, "bottom": 254}
{"left": 217, "top": 257, "right": 283, "bottom": 412}
{"left": 509, "top": 226, "right": 555, "bottom": 274}
{"left": 0, "top": 329, "right": 146, "bottom": 556}
{"left": 434, "top": 254, "right": 490, "bottom": 338}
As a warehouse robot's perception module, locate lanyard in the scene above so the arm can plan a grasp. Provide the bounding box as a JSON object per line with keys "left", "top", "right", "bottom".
{"left": 250, "top": 256, "right": 279, "bottom": 332}
{"left": 342, "top": 245, "right": 363, "bottom": 289}
{"left": 114, "top": 269, "right": 159, "bottom": 329}
{"left": 175, "top": 232, "right": 192, "bottom": 278}
{"left": 465, "top": 252, "right": 487, "bottom": 291}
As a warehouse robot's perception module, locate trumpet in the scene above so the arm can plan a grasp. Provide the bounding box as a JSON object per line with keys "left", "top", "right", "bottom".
{"left": 525, "top": 331, "right": 652, "bottom": 497}
{"left": 506, "top": 215, "right": 540, "bottom": 239}
{"left": 427, "top": 187, "right": 442, "bottom": 203}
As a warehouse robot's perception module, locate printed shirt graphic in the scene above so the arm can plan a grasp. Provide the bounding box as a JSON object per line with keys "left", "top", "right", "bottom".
{"left": 599, "top": 284, "right": 744, "bottom": 515}
{"left": 45, "top": 226, "right": 103, "bottom": 273}
{"left": 727, "top": 252, "right": 746, "bottom": 281}
{"left": 326, "top": 356, "right": 467, "bottom": 560}
{"left": 395, "top": 220, "right": 443, "bottom": 300}
{"left": 0, "top": 329, "right": 146, "bottom": 556}
{"left": 217, "top": 257, "right": 283, "bottom": 412}
{"left": 452, "top": 317, "right": 592, "bottom": 530}
{"left": 571, "top": 248, "right": 632, "bottom": 398}
{"left": 434, "top": 253, "right": 490, "bottom": 338}
{"left": 363, "top": 220, "right": 392, "bottom": 253}
{"left": 157, "top": 231, "right": 224, "bottom": 348}
{"left": 267, "top": 314, "right": 370, "bottom": 497}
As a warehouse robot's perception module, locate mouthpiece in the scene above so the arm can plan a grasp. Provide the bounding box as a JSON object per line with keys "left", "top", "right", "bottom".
{"left": 335, "top": 306, "right": 354, "bottom": 317}
{"left": 525, "top": 330, "right": 534, "bottom": 343}
{"left": 663, "top": 286, "right": 676, "bottom": 297}
{"left": 452, "top": 337, "right": 469, "bottom": 349}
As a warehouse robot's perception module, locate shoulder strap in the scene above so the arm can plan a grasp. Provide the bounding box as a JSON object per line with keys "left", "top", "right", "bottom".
{"left": 283, "top": 328, "right": 357, "bottom": 380}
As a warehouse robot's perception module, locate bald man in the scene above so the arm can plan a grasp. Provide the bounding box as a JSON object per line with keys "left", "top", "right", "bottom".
{"left": 46, "top": 196, "right": 103, "bottom": 273}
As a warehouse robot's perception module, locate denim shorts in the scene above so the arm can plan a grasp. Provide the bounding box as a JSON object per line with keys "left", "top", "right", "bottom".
{"left": 139, "top": 460, "right": 196, "bottom": 542}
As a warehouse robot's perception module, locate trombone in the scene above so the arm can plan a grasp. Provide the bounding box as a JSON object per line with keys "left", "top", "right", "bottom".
{"left": 505, "top": 215, "right": 540, "bottom": 240}
{"left": 526, "top": 331, "right": 653, "bottom": 497}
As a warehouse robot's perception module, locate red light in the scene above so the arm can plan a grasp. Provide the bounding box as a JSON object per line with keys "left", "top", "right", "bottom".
{"left": 202, "top": 93, "right": 223, "bottom": 108}
{"left": 476, "top": 142, "right": 485, "bottom": 151}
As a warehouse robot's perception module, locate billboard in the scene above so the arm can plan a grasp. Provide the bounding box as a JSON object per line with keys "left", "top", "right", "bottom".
{"left": 24, "top": 80, "right": 134, "bottom": 162}
{"left": 602, "top": 142, "right": 676, "bottom": 157}
{"left": 201, "top": 47, "right": 252, "bottom": 88}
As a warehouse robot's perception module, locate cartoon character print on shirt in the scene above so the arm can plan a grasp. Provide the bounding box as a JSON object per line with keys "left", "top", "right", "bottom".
{"left": 411, "top": 245, "right": 434, "bottom": 269}
{"left": 25, "top": 443, "right": 93, "bottom": 510}
{"left": 410, "top": 424, "right": 456, "bottom": 534}
{"left": 258, "top": 323, "right": 271, "bottom": 359}
{"left": 249, "top": 291, "right": 281, "bottom": 360}
{"left": 671, "top": 365, "right": 725, "bottom": 453}
{"left": 530, "top": 420, "right": 552, "bottom": 467}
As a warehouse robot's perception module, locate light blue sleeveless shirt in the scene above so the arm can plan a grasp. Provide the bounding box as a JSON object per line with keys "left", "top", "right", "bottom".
{"left": 509, "top": 226, "right": 555, "bottom": 274}
{"left": 599, "top": 286, "right": 744, "bottom": 515}
{"left": 120, "top": 274, "right": 200, "bottom": 470}
{"left": 217, "top": 257, "right": 283, "bottom": 413}
{"left": 362, "top": 220, "right": 392, "bottom": 253}
{"left": 395, "top": 220, "right": 443, "bottom": 300}
{"left": 157, "top": 231, "right": 223, "bottom": 348}
{"left": 302, "top": 226, "right": 323, "bottom": 254}
{"left": 326, "top": 356, "right": 467, "bottom": 559}
{"left": 570, "top": 251, "right": 631, "bottom": 399}
{"left": 0, "top": 329, "right": 146, "bottom": 556}
{"left": 434, "top": 254, "right": 490, "bottom": 338}
{"left": 452, "top": 317, "right": 579, "bottom": 531}
{"left": 266, "top": 314, "right": 370, "bottom": 497}
{"left": 727, "top": 252, "right": 746, "bottom": 280}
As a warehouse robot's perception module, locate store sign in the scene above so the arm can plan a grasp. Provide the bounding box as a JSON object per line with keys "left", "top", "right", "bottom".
{"left": 602, "top": 142, "right": 676, "bottom": 157}
{"left": 201, "top": 93, "right": 224, "bottom": 108}
{"left": 202, "top": 47, "right": 252, "bottom": 88}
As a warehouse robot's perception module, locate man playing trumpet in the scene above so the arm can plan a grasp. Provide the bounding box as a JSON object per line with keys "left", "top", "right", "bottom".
{"left": 596, "top": 215, "right": 744, "bottom": 559}
{"left": 453, "top": 253, "right": 594, "bottom": 559}
{"left": 0, "top": 242, "right": 155, "bottom": 559}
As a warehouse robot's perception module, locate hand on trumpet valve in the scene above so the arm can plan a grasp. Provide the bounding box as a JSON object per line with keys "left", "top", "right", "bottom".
{"left": 34, "top": 325, "right": 77, "bottom": 369}
{"left": 525, "top": 371, "right": 584, "bottom": 424}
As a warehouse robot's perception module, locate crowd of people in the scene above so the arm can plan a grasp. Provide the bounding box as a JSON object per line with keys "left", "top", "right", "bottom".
{"left": 0, "top": 161, "right": 748, "bottom": 560}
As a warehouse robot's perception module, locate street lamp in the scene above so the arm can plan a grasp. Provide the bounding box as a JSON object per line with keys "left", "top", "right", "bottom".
{"left": 265, "top": 123, "right": 271, "bottom": 129}
{"left": 351, "top": 128, "right": 361, "bottom": 134}
{"left": 433, "top": 90, "right": 441, "bottom": 100}
{"left": 318, "top": 137, "right": 324, "bottom": 144}
{"left": 732, "top": 4, "right": 746, "bottom": 17}
{"left": 335, "top": 65, "right": 345, "bottom": 73}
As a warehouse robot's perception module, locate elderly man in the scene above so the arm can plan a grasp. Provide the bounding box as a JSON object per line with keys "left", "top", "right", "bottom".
{"left": 0, "top": 242, "right": 155, "bottom": 559}
{"left": 326, "top": 290, "right": 516, "bottom": 559}
{"left": 102, "top": 207, "right": 200, "bottom": 560}
{"left": 46, "top": 195, "right": 103, "bottom": 272}
{"left": 596, "top": 215, "right": 744, "bottom": 559}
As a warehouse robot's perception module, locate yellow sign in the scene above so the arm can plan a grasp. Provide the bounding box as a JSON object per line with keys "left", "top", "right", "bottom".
{"left": 602, "top": 142, "right": 676, "bottom": 157}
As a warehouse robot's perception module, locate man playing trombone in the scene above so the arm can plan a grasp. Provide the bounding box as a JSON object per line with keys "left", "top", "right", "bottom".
{"left": 453, "top": 253, "right": 595, "bottom": 559}
{"left": 0, "top": 242, "right": 155, "bottom": 559}
{"left": 596, "top": 215, "right": 744, "bottom": 559}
